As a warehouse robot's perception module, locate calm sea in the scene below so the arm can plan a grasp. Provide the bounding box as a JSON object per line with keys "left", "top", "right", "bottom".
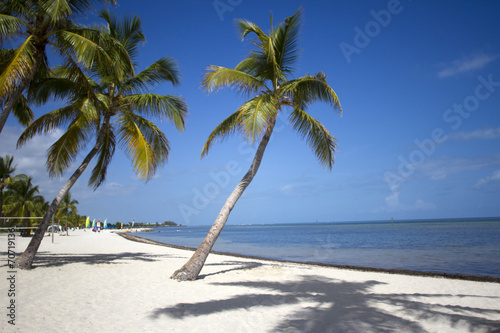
{"left": 134, "top": 217, "right": 500, "bottom": 277}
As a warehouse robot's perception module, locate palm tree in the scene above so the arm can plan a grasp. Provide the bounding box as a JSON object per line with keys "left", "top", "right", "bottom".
{"left": 0, "top": 154, "right": 16, "bottom": 220}
{"left": 0, "top": 0, "right": 118, "bottom": 134}
{"left": 171, "top": 9, "right": 342, "bottom": 281}
{"left": 14, "top": 11, "right": 188, "bottom": 269}
{"left": 3, "top": 175, "right": 45, "bottom": 235}
{"left": 57, "top": 192, "right": 78, "bottom": 235}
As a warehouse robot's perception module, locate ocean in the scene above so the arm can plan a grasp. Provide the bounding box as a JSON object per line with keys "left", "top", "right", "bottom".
{"left": 134, "top": 217, "right": 500, "bottom": 278}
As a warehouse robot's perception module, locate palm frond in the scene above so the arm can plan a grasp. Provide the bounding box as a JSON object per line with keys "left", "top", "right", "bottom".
{"left": 66, "top": 0, "right": 117, "bottom": 15}
{"left": 202, "top": 65, "right": 265, "bottom": 95}
{"left": 115, "top": 112, "right": 169, "bottom": 181}
{"left": 12, "top": 94, "right": 34, "bottom": 126}
{"left": 234, "top": 52, "right": 275, "bottom": 81}
{"left": 98, "top": 9, "right": 143, "bottom": 69}
{"left": 239, "top": 94, "right": 277, "bottom": 142}
{"left": 0, "top": 13, "right": 25, "bottom": 39}
{"left": 236, "top": 19, "right": 268, "bottom": 47}
{"left": 0, "top": 36, "right": 36, "bottom": 98}
{"left": 289, "top": 107, "right": 337, "bottom": 169}
{"left": 202, "top": 93, "right": 276, "bottom": 154}
{"left": 46, "top": 113, "right": 96, "bottom": 177}
{"left": 281, "top": 72, "right": 342, "bottom": 113}
{"left": 88, "top": 123, "right": 115, "bottom": 189}
{"left": 29, "top": 76, "right": 78, "bottom": 106}
{"left": 123, "top": 93, "right": 187, "bottom": 131}
{"left": 42, "top": 0, "right": 72, "bottom": 23}
{"left": 17, "top": 106, "right": 80, "bottom": 147}
{"left": 201, "top": 109, "right": 244, "bottom": 158}
{"left": 272, "top": 8, "right": 302, "bottom": 75}
{"left": 122, "top": 57, "right": 180, "bottom": 94}
{"left": 55, "top": 29, "right": 111, "bottom": 69}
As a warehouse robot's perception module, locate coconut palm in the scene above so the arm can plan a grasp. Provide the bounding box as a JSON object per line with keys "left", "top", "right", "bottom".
{"left": 3, "top": 175, "right": 45, "bottom": 235}
{"left": 14, "top": 11, "right": 188, "bottom": 269}
{"left": 0, "top": 0, "right": 118, "bottom": 134}
{"left": 171, "top": 9, "right": 342, "bottom": 281}
{"left": 57, "top": 192, "right": 78, "bottom": 235}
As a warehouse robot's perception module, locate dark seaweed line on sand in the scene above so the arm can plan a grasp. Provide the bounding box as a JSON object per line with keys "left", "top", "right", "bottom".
{"left": 115, "top": 232, "right": 500, "bottom": 284}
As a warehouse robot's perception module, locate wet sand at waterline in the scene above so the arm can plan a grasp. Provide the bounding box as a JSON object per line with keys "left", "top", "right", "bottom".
{"left": 2, "top": 230, "right": 500, "bottom": 332}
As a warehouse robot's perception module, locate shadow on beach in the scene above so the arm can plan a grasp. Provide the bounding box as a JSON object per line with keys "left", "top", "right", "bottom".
{"left": 198, "top": 260, "right": 264, "bottom": 279}
{"left": 0, "top": 251, "right": 181, "bottom": 269}
{"left": 150, "top": 273, "right": 500, "bottom": 332}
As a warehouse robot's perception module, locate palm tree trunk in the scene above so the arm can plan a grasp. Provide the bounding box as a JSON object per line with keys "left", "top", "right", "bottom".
{"left": 171, "top": 116, "right": 277, "bottom": 281}
{"left": 15, "top": 120, "right": 109, "bottom": 269}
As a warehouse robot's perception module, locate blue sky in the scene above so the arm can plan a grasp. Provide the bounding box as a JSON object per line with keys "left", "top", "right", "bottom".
{"left": 1, "top": 0, "right": 500, "bottom": 225}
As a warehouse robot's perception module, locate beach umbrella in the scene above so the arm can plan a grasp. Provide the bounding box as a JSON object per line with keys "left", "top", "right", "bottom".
{"left": 85, "top": 217, "right": 90, "bottom": 228}
{"left": 104, "top": 219, "right": 107, "bottom": 228}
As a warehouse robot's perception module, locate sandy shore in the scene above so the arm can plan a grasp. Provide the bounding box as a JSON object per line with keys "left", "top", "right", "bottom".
{"left": 2, "top": 230, "right": 500, "bottom": 332}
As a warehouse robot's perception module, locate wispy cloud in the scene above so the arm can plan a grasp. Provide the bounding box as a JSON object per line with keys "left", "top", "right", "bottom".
{"left": 445, "top": 127, "right": 500, "bottom": 141}
{"left": 474, "top": 169, "right": 500, "bottom": 189}
{"left": 437, "top": 53, "right": 497, "bottom": 78}
{"left": 417, "top": 154, "right": 500, "bottom": 181}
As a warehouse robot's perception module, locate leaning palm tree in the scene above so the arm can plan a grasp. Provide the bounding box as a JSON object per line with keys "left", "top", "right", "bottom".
{"left": 14, "top": 11, "right": 188, "bottom": 269}
{"left": 0, "top": 0, "right": 118, "bottom": 134}
{"left": 171, "top": 9, "right": 342, "bottom": 281}
{"left": 57, "top": 192, "right": 78, "bottom": 235}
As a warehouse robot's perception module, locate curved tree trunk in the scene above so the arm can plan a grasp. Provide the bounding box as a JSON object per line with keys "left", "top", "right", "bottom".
{"left": 15, "top": 120, "right": 109, "bottom": 269}
{"left": 171, "top": 116, "right": 277, "bottom": 281}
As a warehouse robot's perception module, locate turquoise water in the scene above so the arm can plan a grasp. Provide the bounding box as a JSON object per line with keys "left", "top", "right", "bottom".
{"left": 135, "top": 217, "right": 500, "bottom": 277}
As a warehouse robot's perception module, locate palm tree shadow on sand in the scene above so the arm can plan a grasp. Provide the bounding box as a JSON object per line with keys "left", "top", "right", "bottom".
{"left": 197, "top": 261, "right": 264, "bottom": 279}
{"left": 150, "top": 274, "right": 500, "bottom": 332}
{"left": 0, "top": 251, "right": 181, "bottom": 269}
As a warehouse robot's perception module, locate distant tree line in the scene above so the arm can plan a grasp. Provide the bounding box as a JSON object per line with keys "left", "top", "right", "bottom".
{"left": 1, "top": 155, "right": 86, "bottom": 233}
{"left": 111, "top": 221, "right": 181, "bottom": 228}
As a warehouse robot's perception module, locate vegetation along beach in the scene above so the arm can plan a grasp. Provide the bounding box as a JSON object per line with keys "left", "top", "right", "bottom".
{"left": 1, "top": 0, "right": 500, "bottom": 332}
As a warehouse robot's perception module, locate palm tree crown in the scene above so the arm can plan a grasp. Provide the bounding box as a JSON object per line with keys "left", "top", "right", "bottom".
{"left": 0, "top": 0, "right": 117, "bottom": 133}
{"left": 17, "top": 9, "right": 187, "bottom": 189}
{"left": 201, "top": 8, "right": 342, "bottom": 166}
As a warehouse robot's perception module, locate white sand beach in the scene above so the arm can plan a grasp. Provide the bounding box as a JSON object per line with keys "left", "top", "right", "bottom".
{"left": 2, "top": 230, "right": 500, "bottom": 332}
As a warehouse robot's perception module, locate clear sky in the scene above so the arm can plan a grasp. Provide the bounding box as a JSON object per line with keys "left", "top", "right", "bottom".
{"left": 2, "top": 0, "right": 500, "bottom": 225}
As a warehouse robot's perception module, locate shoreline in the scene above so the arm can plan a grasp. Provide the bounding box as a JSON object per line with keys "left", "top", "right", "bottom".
{"left": 116, "top": 232, "right": 500, "bottom": 284}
